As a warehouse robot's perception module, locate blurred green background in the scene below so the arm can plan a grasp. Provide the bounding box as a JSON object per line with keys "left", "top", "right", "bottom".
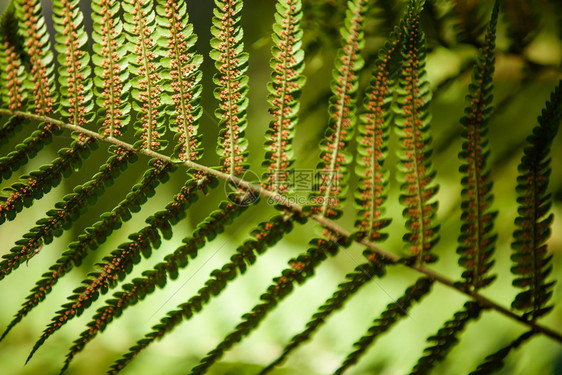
{"left": 0, "top": 0, "right": 561, "bottom": 374}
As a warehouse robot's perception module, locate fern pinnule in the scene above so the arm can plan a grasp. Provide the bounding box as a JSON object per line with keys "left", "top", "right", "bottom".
{"left": 0, "top": 4, "right": 26, "bottom": 112}
{"left": 0, "top": 147, "right": 135, "bottom": 284}
{"left": 457, "top": 1, "right": 499, "bottom": 291}
{"left": 0, "top": 121, "right": 60, "bottom": 183}
{"left": 211, "top": 0, "right": 249, "bottom": 176}
{"left": 410, "top": 301, "right": 483, "bottom": 375}
{"left": 53, "top": 0, "right": 92, "bottom": 131}
{"left": 92, "top": 0, "right": 130, "bottom": 138}
{"left": 469, "top": 330, "right": 535, "bottom": 375}
{"left": 0, "top": 159, "right": 174, "bottom": 342}
{"left": 108, "top": 213, "right": 297, "bottom": 374}
{"left": 61, "top": 201, "right": 244, "bottom": 373}
{"left": 124, "top": 0, "right": 167, "bottom": 152}
{"left": 308, "top": 0, "right": 368, "bottom": 219}
{"left": 0, "top": 136, "right": 97, "bottom": 222}
{"left": 510, "top": 80, "right": 561, "bottom": 321}
{"left": 15, "top": 0, "right": 56, "bottom": 115}
{"left": 262, "top": 0, "right": 305, "bottom": 194}
{"left": 25, "top": 175, "right": 215, "bottom": 362}
{"left": 394, "top": 1, "right": 440, "bottom": 265}
{"left": 354, "top": 27, "right": 402, "bottom": 242}
{"left": 334, "top": 277, "right": 434, "bottom": 374}
{"left": 260, "top": 252, "right": 387, "bottom": 374}
{"left": 156, "top": 0, "right": 203, "bottom": 163}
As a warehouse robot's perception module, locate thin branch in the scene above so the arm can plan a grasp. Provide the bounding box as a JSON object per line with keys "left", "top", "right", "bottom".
{"left": 1, "top": 108, "right": 561, "bottom": 344}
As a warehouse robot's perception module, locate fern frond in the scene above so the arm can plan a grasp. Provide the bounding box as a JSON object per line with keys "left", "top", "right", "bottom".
{"left": 91, "top": 0, "right": 130, "bottom": 138}
{"left": 469, "top": 330, "right": 535, "bottom": 375}
{"left": 262, "top": 0, "right": 305, "bottom": 193}
{"left": 0, "top": 3, "right": 26, "bottom": 111}
{"left": 26, "top": 175, "right": 215, "bottom": 362}
{"left": 14, "top": 0, "right": 56, "bottom": 115}
{"left": 108, "top": 213, "right": 298, "bottom": 374}
{"left": 187, "top": 238, "right": 340, "bottom": 375}
{"left": 0, "top": 159, "right": 174, "bottom": 342}
{"left": 410, "top": 301, "right": 483, "bottom": 375}
{"left": 354, "top": 27, "right": 402, "bottom": 241}
{"left": 0, "top": 147, "right": 136, "bottom": 282}
{"left": 156, "top": 0, "right": 203, "bottom": 163}
{"left": 124, "top": 0, "right": 167, "bottom": 152}
{"left": 457, "top": 1, "right": 499, "bottom": 290}
{"left": 211, "top": 0, "right": 249, "bottom": 176}
{"left": 334, "top": 277, "right": 434, "bottom": 375}
{"left": 260, "top": 251, "right": 387, "bottom": 374}
{"left": 53, "top": 0, "right": 92, "bottom": 131}
{"left": 308, "top": 0, "right": 368, "bottom": 219}
{"left": 393, "top": 1, "right": 439, "bottom": 264}
{"left": 61, "top": 200, "right": 244, "bottom": 373}
{"left": 0, "top": 137, "right": 97, "bottom": 224}
{"left": 511, "top": 81, "right": 562, "bottom": 321}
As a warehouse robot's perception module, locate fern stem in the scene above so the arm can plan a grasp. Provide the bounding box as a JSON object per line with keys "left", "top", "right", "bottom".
{"left": 2, "top": 108, "right": 562, "bottom": 345}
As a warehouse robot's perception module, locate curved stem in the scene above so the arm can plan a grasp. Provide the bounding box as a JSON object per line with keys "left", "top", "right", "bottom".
{"left": 1, "top": 107, "right": 561, "bottom": 344}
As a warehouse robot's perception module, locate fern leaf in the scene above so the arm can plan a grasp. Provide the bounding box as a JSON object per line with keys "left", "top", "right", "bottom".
{"left": 262, "top": 0, "right": 305, "bottom": 193}
{"left": 0, "top": 121, "right": 60, "bottom": 183}
{"left": 334, "top": 277, "right": 434, "bottom": 374}
{"left": 14, "top": 0, "right": 56, "bottom": 115}
{"left": 410, "top": 301, "right": 483, "bottom": 375}
{"left": 123, "top": 0, "right": 167, "bottom": 152}
{"left": 91, "top": 0, "right": 130, "bottom": 138}
{"left": 211, "top": 0, "right": 249, "bottom": 176}
{"left": 0, "top": 159, "right": 174, "bottom": 342}
{"left": 108, "top": 213, "right": 298, "bottom": 374}
{"left": 261, "top": 252, "right": 387, "bottom": 374}
{"left": 511, "top": 80, "right": 562, "bottom": 321}
{"left": 26, "top": 175, "right": 215, "bottom": 362}
{"left": 308, "top": 0, "right": 369, "bottom": 219}
{"left": 0, "top": 3, "right": 27, "bottom": 111}
{"left": 393, "top": 1, "right": 439, "bottom": 265}
{"left": 0, "top": 147, "right": 135, "bottom": 282}
{"left": 469, "top": 330, "right": 536, "bottom": 375}
{"left": 61, "top": 201, "right": 244, "bottom": 372}
{"left": 0, "top": 137, "right": 97, "bottom": 224}
{"left": 354, "top": 27, "right": 402, "bottom": 241}
{"left": 457, "top": 1, "right": 499, "bottom": 290}
{"left": 156, "top": 0, "right": 203, "bottom": 163}
{"left": 53, "top": 0, "right": 92, "bottom": 132}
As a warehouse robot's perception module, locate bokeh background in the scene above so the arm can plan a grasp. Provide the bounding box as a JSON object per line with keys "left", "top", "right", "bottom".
{"left": 0, "top": 0, "right": 561, "bottom": 374}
